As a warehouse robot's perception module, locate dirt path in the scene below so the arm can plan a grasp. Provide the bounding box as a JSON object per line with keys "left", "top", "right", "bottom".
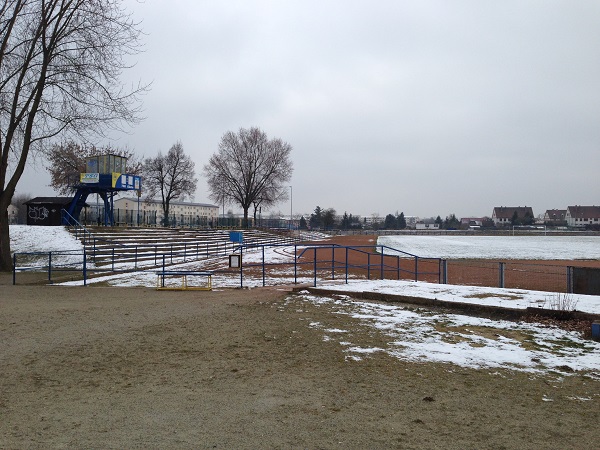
{"left": 1, "top": 280, "right": 599, "bottom": 449}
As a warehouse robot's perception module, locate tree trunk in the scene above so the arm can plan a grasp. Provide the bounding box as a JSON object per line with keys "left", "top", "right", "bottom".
{"left": 0, "top": 207, "right": 12, "bottom": 272}
{"left": 163, "top": 204, "right": 170, "bottom": 227}
{"left": 243, "top": 208, "right": 249, "bottom": 229}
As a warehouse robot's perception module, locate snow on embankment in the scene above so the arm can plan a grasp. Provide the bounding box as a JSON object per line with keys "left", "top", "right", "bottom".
{"left": 10, "top": 225, "right": 83, "bottom": 254}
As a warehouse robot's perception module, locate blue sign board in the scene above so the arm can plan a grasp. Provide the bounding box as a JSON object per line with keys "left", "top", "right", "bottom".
{"left": 114, "top": 174, "right": 141, "bottom": 190}
{"left": 229, "top": 231, "right": 243, "bottom": 243}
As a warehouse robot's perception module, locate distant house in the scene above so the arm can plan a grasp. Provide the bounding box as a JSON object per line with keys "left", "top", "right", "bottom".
{"left": 416, "top": 218, "right": 439, "bottom": 230}
{"left": 8, "top": 204, "right": 18, "bottom": 224}
{"left": 460, "top": 217, "right": 485, "bottom": 228}
{"left": 543, "top": 209, "right": 567, "bottom": 226}
{"left": 24, "top": 197, "right": 78, "bottom": 226}
{"left": 403, "top": 216, "right": 418, "bottom": 229}
{"left": 565, "top": 206, "right": 600, "bottom": 228}
{"left": 492, "top": 206, "right": 535, "bottom": 227}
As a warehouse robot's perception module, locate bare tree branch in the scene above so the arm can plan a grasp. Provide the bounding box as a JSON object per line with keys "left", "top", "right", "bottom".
{"left": 204, "top": 127, "right": 293, "bottom": 228}
{"left": 0, "top": 0, "right": 147, "bottom": 270}
{"left": 142, "top": 141, "right": 197, "bottom": 227}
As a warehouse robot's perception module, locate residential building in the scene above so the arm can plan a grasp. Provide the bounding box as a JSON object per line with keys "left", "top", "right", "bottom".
{"left": 8, "top": 204, "right": 18, "bottom": 224}
{"left": 404, "top": 216, "right": 418, "bottom": 229}
{"left": 460, "top": 217, "right": 485, "bottom": 227}
{"left": 565, "top": 206, "right": 600, "bottom": 228}
{"left": 416, "top": 218, "right": 439, "bottom": 230}
{"left": 415, "top": 222, "right": 439, "bottom": 230}
{"left": 543, "top": 209, "right": 567, "bottom": 226}
{"left": 492, "top": 206, "right": 535, "bottom": 226}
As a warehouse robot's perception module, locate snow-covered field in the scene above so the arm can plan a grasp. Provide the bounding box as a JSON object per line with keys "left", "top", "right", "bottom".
{"left": 378, "top": 234, "right": 600, "bottom": 260}
{"left": 9, "top": 225, "right": 600, "bottom": 376}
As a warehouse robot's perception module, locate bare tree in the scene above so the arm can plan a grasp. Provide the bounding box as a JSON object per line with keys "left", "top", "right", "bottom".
{"left": 0, "top": 0, "right": 146, "bottom": 270}
{"left": 252, "top": 180, "right": 289, "bottom": 223}
{"left": 142, "top": 142, "right": 197, "bottom": 227}
{"left": 46, "top": 141, "right": 142, "bottom": 195}
{"left": 204, "top": 127, "right": 293, "bottom": 228}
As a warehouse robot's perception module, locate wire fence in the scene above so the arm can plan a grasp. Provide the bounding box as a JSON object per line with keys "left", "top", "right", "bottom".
{"left": 445, "top": 260, "right": 571, "bottom": 293}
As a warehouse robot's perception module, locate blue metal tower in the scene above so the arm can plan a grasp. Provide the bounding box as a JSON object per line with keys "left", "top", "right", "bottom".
{"left": 62, "top": 154, "right": 141, "bottom": 226}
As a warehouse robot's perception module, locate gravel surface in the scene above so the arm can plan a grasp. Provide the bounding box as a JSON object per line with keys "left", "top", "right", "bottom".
{"left": 1, "top": 278, "right": 599, "bottom": 449}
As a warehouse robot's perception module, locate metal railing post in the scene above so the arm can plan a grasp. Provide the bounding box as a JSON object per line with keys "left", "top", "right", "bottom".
{"left": 239, "top": 245, "right": 243, "bottom": 288}
{"left": 345, "top": 247, "right": 349, "bottom": 284}
{"left": 12, "top": 253, "right": 16, "bottom": 285}
{"left": 331, "top": 245, "right": 335, "bottom": 280}
{"left": 83, "top": 248, "right": 87, "bottom": 286}
{"left": 262, "top": 246, "right": 265, "bottom": 287}
{"left": 441, "top": 259, "right": 448, "bottom": 284}
{"left": 415, "top": 256, "right": 419, "bottom": 282}
{"left": 313, "top": 247, "right": 317, "bottom": 287}
{"left": 48, "top": 252, "right": 52, "bottom": 283}
{"left": 380, "top": 246, "right": 384, "bottom": 280}
{"left": 499, "top": 262, "right": 505, "bottom": 288}
{"left": 567, "top": 266, "right": 574, "bottom": 293}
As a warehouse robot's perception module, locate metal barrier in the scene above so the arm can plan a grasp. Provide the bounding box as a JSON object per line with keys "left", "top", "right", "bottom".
{"left": 12, "top": 249, "right": 87, "bottom": 285}
{"left": 232, "top": 243, "right": 443, "bottom": 288}
{"left": 11, "top": 233, "right": 302, "bottom": 286}
{"left": 12, "top": 238, "right": 590, "bottom": 295}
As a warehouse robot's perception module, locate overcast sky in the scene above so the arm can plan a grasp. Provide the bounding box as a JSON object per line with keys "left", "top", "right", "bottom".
{"left": 19, "top": 0, "right": 600, "bottom": 219}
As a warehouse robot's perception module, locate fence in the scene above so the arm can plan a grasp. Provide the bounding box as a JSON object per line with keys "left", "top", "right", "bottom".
{"left": 444, "top": 260, "right": 572, "bottom": 293}
{"left": 234, "top": 244, "right": 591, "bottom": 293}
{"left": 11, "top": 249, "right": 86, "bottom": 285}
{"left": 12, "top": 238, "right": 592, "bottom": 295}
{"left": 220, "top": 243, "right": 443, "bottom": 288}
{"left": 11, "top": 232, "right": 302, "bottom": 285}
{"left": 69, "top": 208, "right": 289, "bottom": 229}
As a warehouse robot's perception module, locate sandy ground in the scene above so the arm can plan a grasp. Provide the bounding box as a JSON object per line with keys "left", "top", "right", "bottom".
{"left": 1, "top": 273, "right": 599, "bottom": 449}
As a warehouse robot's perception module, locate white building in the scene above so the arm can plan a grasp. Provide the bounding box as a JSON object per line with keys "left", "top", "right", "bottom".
{"left": 404, "top": 216, "right": 418, "bottom": 229}
{"left": 415, "top": 222, "right": 440, "bottom": 230}
{"left": 114, "top": 197, "right": 219, "bottom": 226}
{"left": 565, "top": 205, "right": 600, "bottom": 228}
{"left": 8, "top": 204, "right": 18, "bottom": 224}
